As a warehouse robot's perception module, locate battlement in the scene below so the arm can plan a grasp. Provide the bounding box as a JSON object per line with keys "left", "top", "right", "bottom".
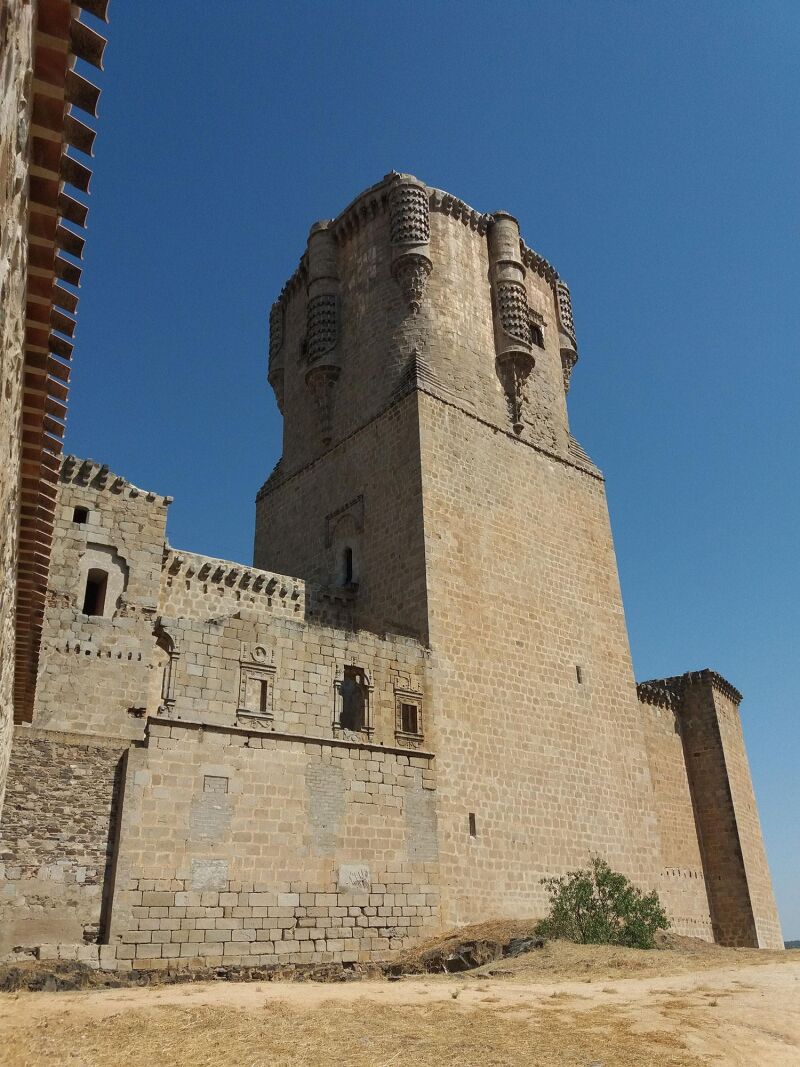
{"left": 638, "top": 669, "right": 743, "bottom": 709}
{"left": 60, "top": 455, "right": 173, "bottom": 508}
{"left": 271, "top": 173, "right": 563, "bottom": 312}
{"left": 160, "top": 547, "right": 306, "bottom": 622}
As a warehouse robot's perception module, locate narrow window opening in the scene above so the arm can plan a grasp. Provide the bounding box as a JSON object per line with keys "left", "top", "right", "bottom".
{"left": 468, "top": 812, "right": 477, "bottom": 838}
{"left": 73, "top": 506, "right": 88, "bottom": 524}
{"left": 259, "top": 679, "right": 270, "bottom": 713}
{"left": 82, "top": 569, "right": 108, "bottom": 617}
{"left": 530, "top": 323, "right": 544, "bottom": 348}
{"left": 340, "top": 665, "right": 367, "bottom": 731}
{"left": 400, "top": 702, "right": 419, "bottom": 735}
{"left": 343, "top": 546, "right": 354, "bottom": 585}
{"left": 576, "top": 664, "right": 584, "bottom": 684}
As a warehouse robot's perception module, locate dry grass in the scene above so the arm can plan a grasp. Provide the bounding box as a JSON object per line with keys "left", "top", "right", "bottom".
{"left": 2, "top": 934, "right": 798, "bottom": 1066}
{"left": 2, "top": 998, "right": 704, "bottom": 1067}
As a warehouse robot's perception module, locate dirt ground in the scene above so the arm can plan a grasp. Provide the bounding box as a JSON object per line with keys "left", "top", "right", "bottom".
{"left": 1, "top": 940, "right": 798, "bottom": 1067}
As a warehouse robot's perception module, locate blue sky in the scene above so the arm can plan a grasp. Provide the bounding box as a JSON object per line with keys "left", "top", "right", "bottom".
{"left": 67, "top": 2, "right": 798, "bottom": 937}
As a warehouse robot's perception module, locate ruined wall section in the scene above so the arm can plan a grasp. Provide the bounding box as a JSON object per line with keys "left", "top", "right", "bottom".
{"left": 638, "top": 687, "right": 714, "bottom": 940}
{"left": 105, "top": 720, "right": 439, "bottom": 970}
{"left": 32, "top": 459, "right": 170, "bottom": 740}
{"left": 0, "top": 0, "right": 34, "bottom": 818}
{"left": 0, "top": 728, "right": 128, "bottom": 955}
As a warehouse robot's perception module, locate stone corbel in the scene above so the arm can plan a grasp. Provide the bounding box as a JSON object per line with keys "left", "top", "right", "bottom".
{"left": 305, "top": 364, "right": 340, "bottom": 446}
{"left": 487, "top": 212, "right": 535, "bottom": 434}
{"left": 555, "top": 279, "right": 579, "bottom": 394}
{"left": 389, "top": 175, "right": 433, "bottom": 315}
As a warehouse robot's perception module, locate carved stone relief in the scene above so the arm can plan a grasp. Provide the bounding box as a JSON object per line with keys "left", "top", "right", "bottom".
{"left": 305, "top": 293, "right": 338, "bottom": 365}
{"left": 333, "top": 665, "right": 374, "bottom": 738}
{"left": 304, "top": 223, "right": 342, "bottom": 443}
{"left": 555, "top": 280, "right": 578, "bottom": 394}
{"left": 235, "top": 642, "right": 276, "bottom": 730}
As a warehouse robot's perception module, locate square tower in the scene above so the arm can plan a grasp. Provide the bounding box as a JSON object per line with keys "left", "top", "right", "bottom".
{"left": 254, "top": 173, "right": 665, "bottom": 924}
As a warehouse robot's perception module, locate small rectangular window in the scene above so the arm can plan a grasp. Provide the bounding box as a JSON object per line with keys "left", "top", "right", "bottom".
{"left": 468, "top": 812, "right": 477, "bottom": 838}
{"left": 400, "top": 702, "right": 419, "bottom": 735}
{"left": 82, "top": 571, "right": 107, "bottom": 616}
{"left": 73, "top": 506, "right": 88, "bottom": 524}
{"left": 259, "top": 679, "right": 270, "bottom": 713}
{"left": 576, "top": 665, "right": 584, "bottom": 684}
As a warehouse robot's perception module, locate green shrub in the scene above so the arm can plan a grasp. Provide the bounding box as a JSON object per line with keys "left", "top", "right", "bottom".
{"left": 534, "top": 855, "right": 670, "bottom": 949}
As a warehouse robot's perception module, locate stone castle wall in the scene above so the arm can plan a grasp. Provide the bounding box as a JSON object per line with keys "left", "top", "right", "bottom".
{"left": 105, "top": 720, "right": 438, "bottom": 970}
{"left": 674, "top": 676, "right": 783, "bottom": 949}
{"left": 31, "top": 460, "right": 170, "bottom": 740}
{"left": 638, "top": 693, "right": 714, "bottom": 939}
{"left": 2, "top": 453, "right": 438, "bottom": 967}
{"left": 0, "top": 0, "right": 34, "bottom": 818}
{"left": 417, "top": 391, "right": 663, "bottom": 925}
{"left": 0, "top": 728, "right": 127, "bottom": 955}
{"left": 256, "top": 391, "right": 429, "bottom": 642}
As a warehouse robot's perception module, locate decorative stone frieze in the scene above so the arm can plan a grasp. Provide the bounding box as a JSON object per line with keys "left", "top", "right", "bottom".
{"left": 305, "top": 294, "right": 338, "bottom": 365}
{"left": 268, "top": 302, "right": 285, "bottom": 413}
{"left": 487, "top": 212, "right": 535, "bottom": 434}
{"left": 236, "top": 641, "right": 276, "bottom": 729}
{"left": 555, "top": 280, "right": 577, "bottom": 347}
{"left": 389, "top": 176, "right": 433, "bottom": 315}
{"left": 304, "top": 223, "right": 341, "bottom": 444}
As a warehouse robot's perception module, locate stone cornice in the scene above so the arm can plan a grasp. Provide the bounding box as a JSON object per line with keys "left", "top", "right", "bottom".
{"left": 257, "top": 384, "right": 604, "bottom": 503}
{"left": 636, "top": 680, "right": 678, "bottom": 710}
{"left": 147, "top": 716, "right": 435, "bottom": 760}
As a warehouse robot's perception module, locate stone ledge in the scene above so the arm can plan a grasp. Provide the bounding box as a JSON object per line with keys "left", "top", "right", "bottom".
{"left": 11, "top": 725, "right": 132, "bottom": 749}
{"left": 147, "top": 717, "right": 435, "bottom": 760}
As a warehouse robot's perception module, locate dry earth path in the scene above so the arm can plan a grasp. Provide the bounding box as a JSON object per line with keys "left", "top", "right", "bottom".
{"left": 1, "top": 957, "right": 799, "bottom": 1066}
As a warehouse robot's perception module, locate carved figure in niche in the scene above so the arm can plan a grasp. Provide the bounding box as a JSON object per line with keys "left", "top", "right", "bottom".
{"left": 340, "top": 665, "right": 367, "bottom": 731}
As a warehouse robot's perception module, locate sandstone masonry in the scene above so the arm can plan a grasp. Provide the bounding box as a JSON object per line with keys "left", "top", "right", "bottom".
{"left": 0, "top": 173, "right": 783, "bottom": 966}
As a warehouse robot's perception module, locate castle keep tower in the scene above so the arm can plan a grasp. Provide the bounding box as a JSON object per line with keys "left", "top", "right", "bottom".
{"left": 0, "top": 173, "right": 781, "bottom": 966}
{"left": 255, "top": 173, "right": 701, "bottom": 929}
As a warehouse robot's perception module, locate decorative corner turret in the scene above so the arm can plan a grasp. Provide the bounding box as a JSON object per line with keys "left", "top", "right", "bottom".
{"left": 268, "top": 301, "right": 285, "bottom": 413}
{"left": 555, "top": 279, "right": 578, "bottom": 393}
{"left": 388, "top": 175, "right": 433, "bottom": 315}
{"left": 304, "top": 222, "right": 341, "bottom": 445}
{"left": 487, "top": 212, "right": 535, "bottom": 434}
